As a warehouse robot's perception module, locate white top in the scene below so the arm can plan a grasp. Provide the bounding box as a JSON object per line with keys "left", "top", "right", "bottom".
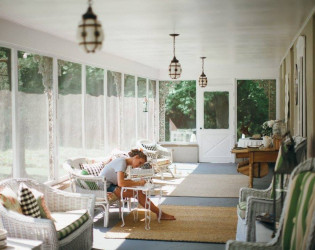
{"left": 237, "top": 138, "right": 262, "bottom": 148}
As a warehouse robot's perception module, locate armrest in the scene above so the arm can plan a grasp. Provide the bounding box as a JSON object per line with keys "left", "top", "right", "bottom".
{"left": 239, "top": 186, "right": 272, "bottom": 203}
{"left": 225, "top": 240, "right": 275, "bottom": 250}
{"left": 45, "top": 188, "right": 95, "bottom": 217}
{"left": 0, "top": 209, "right": 59, "bottom": 245}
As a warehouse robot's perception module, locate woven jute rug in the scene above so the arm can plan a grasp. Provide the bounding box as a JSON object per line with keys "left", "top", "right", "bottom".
{"left": 104, "top": 205, "right": 237, "bottom": 243}
{"left": 153, "top": 174, "right": 248, "bottom": 197}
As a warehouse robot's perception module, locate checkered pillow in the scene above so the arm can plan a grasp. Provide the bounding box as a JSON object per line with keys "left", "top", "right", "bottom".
{"left": 80, "top": 162, "right": 105, "bottom": 176}
{"left": 18, "top": 183, "right": 41, "bottom": 218}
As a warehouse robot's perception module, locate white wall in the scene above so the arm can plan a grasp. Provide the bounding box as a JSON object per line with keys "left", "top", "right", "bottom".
{"left": 0, "top": 18, "right": 159, "bottom": 79}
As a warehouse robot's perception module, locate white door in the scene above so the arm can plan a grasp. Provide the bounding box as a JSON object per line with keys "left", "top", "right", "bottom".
{"left": 197, "top": 80, "right": 236, "bottom": 163}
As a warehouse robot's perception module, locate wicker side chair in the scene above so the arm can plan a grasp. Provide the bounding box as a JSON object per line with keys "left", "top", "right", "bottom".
{"left": 63, "top": 157, "right": 121, "bottom": 227}
{"left": 236, "top": 136, "right": 307, "bottom": 242}
{"left": 137, "top": 139, "right": 174, "bottom": 179}
{"left": 0, "top": 178, "right": 94, "bottom": 250}
{"left": 226, "top": 158, "right": 315, "bottom": 250}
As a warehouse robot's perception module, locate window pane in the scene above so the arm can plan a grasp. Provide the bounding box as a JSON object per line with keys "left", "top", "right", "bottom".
{"left": 137, "top": 77, "right": 147, "bottom": 140}
{"left": 121, "top": 74, "right": 136, "bottom": 150}
{"left": 58, "top": 60, "right": 82, "bottom": 176}
{"left": 148, "top": 80, "right": 156, "bottom": 141}
{"left": 106, "top": 70, "right": 121, "bottom": 152}
{"left": 237, "top": 80, "right": 276, "bottom": 138}
{"left": 161, "top": 80, "right": 196, "bottom": 142}
{"left": 204, "top": 91, "right": 229, "bottom": 129}
{"left": 85, "top": 66, "right": 104, "bottom": 157}
{"left": 18, "top": 51, "right": 51, "bottom": 182}
{"left": 0, "top": 47, "right": 12, "bottom": 180}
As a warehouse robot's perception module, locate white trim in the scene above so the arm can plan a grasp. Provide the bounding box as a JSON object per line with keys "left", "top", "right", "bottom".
{"left": 135, "top": 75, "right": 138, "bottom": 140}
{"left": 146, "top": 78, "right": 149, "bottom": 139}
{"left": 52, "top": 57, "right": 58, "bottom": 180}
{"left": 11, "top": 48, "right": 20, "bottom": 178}
{"left": 280, "top": 7, "right": 315, "bottom": 66}
{"left": 82, "top": 64, "right": 86, "bottom": 153}
{"left": 104, "top": 69, "right": 108, "bottom": 154}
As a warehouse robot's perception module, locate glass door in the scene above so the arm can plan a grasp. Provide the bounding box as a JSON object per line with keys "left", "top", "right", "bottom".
{"left": 197, "top": 83, "right": 235, "bottom": 163}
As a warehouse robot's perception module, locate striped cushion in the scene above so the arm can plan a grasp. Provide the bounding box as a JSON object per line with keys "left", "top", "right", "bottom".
{"left": 18, "top": 183, "right": 41, "bottom": 218}
{"left": 52, "top": 210, "right": 89, "bottom": 240}
{"left": 282, "top": 172, "right": 315, "bottom": 250}
{"left": 76, "top": 169, "right": 99, "bottom": 190}
{"left": 80, "top": 162, "right": 105, "bottom": 176}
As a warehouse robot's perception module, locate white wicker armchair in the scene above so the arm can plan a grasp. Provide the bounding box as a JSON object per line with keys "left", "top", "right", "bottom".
{"left": 63, "top": 157, "right": 121, "bottom": 227}
{"left": 137, "top": 139, "right": 174, "bottom": 179}
{"left": 0, "top": 178, "right": 94, "bottom": 250}
{"left": 226, "top": 158, "right": 315, "bottom": 250}
{"left": 236, "top": 136, "right": 307, "bottom": 242}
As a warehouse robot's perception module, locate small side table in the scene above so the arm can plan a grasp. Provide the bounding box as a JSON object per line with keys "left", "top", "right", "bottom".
{"left": 6, "top": 237, "right": 43, "bottom": 250}
{"left": 120, "top": 184, "right": 162, "bottom": 230}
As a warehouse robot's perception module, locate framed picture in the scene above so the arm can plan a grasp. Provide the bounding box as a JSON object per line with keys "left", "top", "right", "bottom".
{"left": 295, "top": 63, "right": 298, "bottom": 105}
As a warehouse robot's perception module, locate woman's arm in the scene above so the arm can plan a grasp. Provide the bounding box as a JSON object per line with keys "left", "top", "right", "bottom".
{"left": 117, "top": 172, "right": 146, "bottom": 187}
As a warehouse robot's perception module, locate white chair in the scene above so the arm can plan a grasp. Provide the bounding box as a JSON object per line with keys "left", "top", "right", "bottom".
{"left": 236, "top": 136, "right": 307, "bottom": 242}
{"left": 0, "top": 178, "right": 94, "bottom": 250}
{"left": 137, "top": 139, "right": 174, "bottom": 179}
{"left": 63, "top": 157, "right": 121, "bottom": 227}
{"left": 226, "top": 158, "right": 315, "bottom": 250}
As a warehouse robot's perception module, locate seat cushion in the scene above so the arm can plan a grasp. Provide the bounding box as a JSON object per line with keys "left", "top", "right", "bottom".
{"left": 156, "top": 158, "right": 171, "bottom": 166}
{"left": 237, "top": 201, "right": 247, "bottom": 219}
{"left": 52, "top": 209, "right": 89, "bottom": 240}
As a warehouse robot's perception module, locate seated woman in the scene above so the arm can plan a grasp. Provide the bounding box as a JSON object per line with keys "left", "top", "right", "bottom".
{"left": 98, "top": 149, "right": 175, "bottom": 220}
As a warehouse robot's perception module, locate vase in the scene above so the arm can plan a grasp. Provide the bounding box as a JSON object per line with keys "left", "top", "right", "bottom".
{"left": 262, "top": 136, "right": 272, "bottom": 148}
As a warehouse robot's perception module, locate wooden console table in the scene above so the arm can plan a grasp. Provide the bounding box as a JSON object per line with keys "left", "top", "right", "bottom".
{"left": 231, "top": 148, "right": 279, "bottom": 188}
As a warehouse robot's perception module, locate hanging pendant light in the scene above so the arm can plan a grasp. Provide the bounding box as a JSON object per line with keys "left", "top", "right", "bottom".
{"left": 199, "top": 57, "right": 208, "bottom": 87}
{"left": 169, "top": 34, "right": 182, "bottom": 79}
{"left": 77, "top": 0, "right": 104, "bottom": 53}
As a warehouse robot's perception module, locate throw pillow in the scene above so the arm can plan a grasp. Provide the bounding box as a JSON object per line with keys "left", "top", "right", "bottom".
{"left": 37, "top": 196, "right": 55, "bottom": 221}
{"left": 18, "top": 183, "right": 41, "bottom": 218}
{"left": 142, "top": 143, "right": 157, "bottom": 151}
{"left": 79, "top": 169, "right": 99, "bottom": 190}
{"left": 0, "top": 186, "right": 23, "bottom": 214}
{"left": 80, "top": 162, "right": 105, "bottom": 176}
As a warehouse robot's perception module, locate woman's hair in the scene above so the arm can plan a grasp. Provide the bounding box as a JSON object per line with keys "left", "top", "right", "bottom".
{"left": 128, "top": 149, "right": 147, "bottom": 161}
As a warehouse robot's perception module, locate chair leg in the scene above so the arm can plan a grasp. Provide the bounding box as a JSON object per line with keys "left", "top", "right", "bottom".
{"left": 166, "top": 166, "right": 174, "bottom": 178}
{"left": 104, "top": 204, "right": 109, "bottom": 228}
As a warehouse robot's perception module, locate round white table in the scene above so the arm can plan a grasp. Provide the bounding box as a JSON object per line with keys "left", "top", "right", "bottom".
{"left": 237, "top": 138, "right": 262, "bottom": 148}
{"left": 120, "top": 183, "right": 162, "bottom": 230}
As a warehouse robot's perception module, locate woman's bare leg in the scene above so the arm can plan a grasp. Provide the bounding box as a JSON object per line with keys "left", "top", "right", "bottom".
{"left": 114, "top": 187, "right": 175, "bottom": 220}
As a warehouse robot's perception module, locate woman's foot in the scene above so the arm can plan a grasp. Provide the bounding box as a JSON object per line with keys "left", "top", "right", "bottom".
{"left": 160, "top": 212, "right": 176, "bottom": 220}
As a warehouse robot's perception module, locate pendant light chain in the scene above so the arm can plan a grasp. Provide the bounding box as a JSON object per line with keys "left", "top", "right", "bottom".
{"left": 173, "top": 35, "right": 176, "bottom": 57}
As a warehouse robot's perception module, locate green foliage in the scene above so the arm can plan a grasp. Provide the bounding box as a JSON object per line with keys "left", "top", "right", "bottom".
{"left": 124, "top": 75, "right": 135, "bottom": 97}
{"left": 86, "top": 66, "right": 104, "bottom": 96}
{"left": 204, "top": 91, "right": 229, "bottom": 129}
{"left": 58, "top": 60, "right": 81, "bottom": 95}
{"left": 17, "top": 51, "right": 45, "bottom": 94}
{"left": 165, "top": 80, "right": 196, "bottom": 129}
{"left": 137, "top": 77, "right": 146, "bottom": 98}
{"left": 237, "top": 80, "right": 276, "bottom": 138}
{"left": 0, "top": 47, "right": 11, "bottom": 91}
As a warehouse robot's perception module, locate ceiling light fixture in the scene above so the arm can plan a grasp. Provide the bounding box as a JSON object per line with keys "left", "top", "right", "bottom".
{"left": 169, "top": 33, "right": 182, "bottom": 79}
{"left": 77, "top": 0, "right": 104, "bottom": 53}
{"left": 199, "top": 57, "right": 207, "bottom": 87}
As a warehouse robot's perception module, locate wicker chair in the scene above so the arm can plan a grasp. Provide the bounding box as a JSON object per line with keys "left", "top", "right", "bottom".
{"left": 63, "top": 157, "right": 121, "bottom": 227}
{"left": 137, "top": 139, "right": 174, "bottom": 179}
{"left": 226, "top": 158, "right": 315, "bottom": 250}
{"left": 0, "top": 178, "right": 94, "bottom": 250}
{"left": 236, "top": 136, "right": 307, "bottom": 242}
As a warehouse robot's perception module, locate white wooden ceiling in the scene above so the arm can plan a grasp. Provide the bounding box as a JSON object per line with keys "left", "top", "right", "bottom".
{"left": 0, "top": 0, "right": 314, "bottom": 78}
